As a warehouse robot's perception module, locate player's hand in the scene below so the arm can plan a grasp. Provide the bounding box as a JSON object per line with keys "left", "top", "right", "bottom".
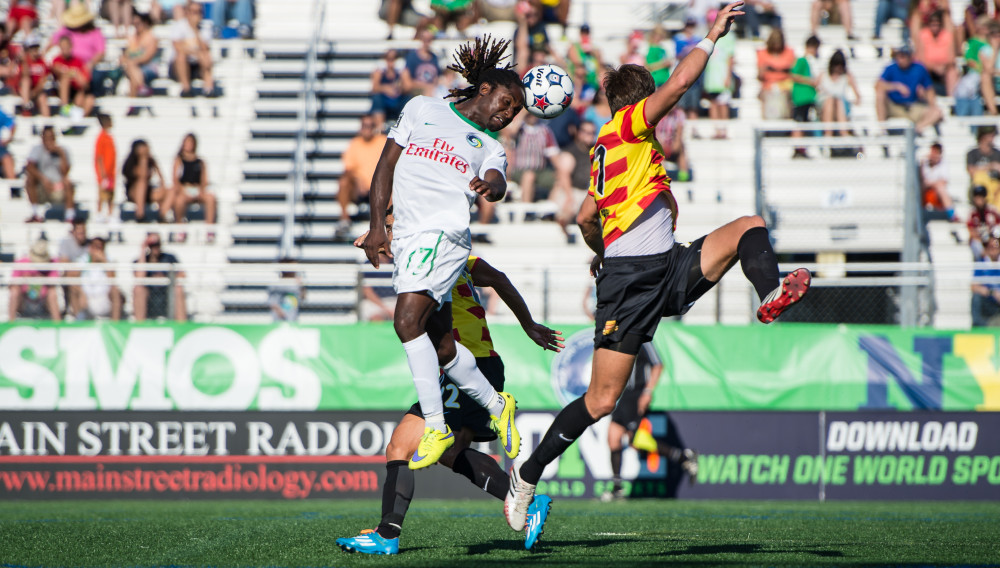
{"left": 469, "top": 176, "right": 495, "bottom": 199}
{"left": 589, "top": 255, "right": 603, "bottom": 277}
{"left": 638, "top": 392, "right": 652, "bottom": 415}
{"left": 353, "top": 230, "right": 370, "bottom": 248}
{"left": 524, "top": 322, "right": 565, "bottom": 352}
{"left": 363, "top": 227, "right": 392, "bottom": 268}
{"left": 708, "top": 1, "right": 744, "bottom": 41}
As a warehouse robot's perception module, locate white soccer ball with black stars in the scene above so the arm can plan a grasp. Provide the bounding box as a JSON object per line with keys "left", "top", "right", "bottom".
{"left": 522, "top": 64, "right": 574, "bottom": 119}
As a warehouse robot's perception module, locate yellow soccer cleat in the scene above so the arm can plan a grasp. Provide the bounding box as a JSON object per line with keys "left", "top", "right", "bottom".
{"left": 490, "top": 391, "right": 521, "bottom": 459}
{"left": 409, "top": 425, "right": 455, "bottom": 470}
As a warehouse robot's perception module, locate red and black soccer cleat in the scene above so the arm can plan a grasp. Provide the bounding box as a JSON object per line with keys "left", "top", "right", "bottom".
{"left": 756, "top": 268, "right": 811, "bottom": 324}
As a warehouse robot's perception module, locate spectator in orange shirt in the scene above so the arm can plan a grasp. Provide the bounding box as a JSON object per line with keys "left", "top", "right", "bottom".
{"left": 337, "top": 114, "right": 387, "bottom": 235}
{"left": 94, "top": 114, "right": 116, "bottom": 222}
{"left": 916, "top": 10, "right": 957, "bottom": 95}
{"left": 757, "top": 29, "right": 796, "bottom": 119}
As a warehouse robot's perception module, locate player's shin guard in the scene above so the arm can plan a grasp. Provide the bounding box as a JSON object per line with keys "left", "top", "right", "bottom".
{"left": 452, "top": 449, "right": 509, "bottom": 500}
{"left": 737, "top": 226, "right": 780, "bottom": 301}
{"left": 377, "top": 460, "right": 413, "bottom": 540}
{"left": 403, "top": 333, "right": 447, "bottom": 432}
{"left": 520, "top": 397, "right": 597, "bottom": 485}
{"left": 443, "top": 342, "right": 505, "bottom": 416}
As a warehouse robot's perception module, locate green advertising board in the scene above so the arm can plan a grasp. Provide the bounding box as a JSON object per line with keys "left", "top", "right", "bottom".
{"left": 0, "top": 322, "right": 997, "bottom": 411}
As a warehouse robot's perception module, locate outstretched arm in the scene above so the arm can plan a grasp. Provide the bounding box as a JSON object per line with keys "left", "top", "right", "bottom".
{"left": 643, "top": 1, "right": 744, "bottom": 125}
{"left": 364, "top": 140, "right": 403, "bottom": 268}
{"left": 471, "top": 258, "right": 564, "bottom": 352}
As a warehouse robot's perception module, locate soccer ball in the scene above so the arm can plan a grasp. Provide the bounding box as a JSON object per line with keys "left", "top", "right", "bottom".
{"left": 522, "top": 64, "right": 574, "bottom": 119}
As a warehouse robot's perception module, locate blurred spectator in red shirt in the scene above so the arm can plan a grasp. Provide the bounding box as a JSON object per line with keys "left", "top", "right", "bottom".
{"left": 920, "top": 142, "right": 955, "bottom": 219}
{"left": 19, "top": 36, "right": 50, "bottom": 117}
{"left": 52, "top": 36, "right": 94, "bottom": 117}
{"left": 48, "top": 4, "right": 107, "bottom": 97}
{"left": 968, "top": 185, "right": 1000, "bottom": 259}
{"left": 6, "top": 0, "right": 37, "bottom": 38}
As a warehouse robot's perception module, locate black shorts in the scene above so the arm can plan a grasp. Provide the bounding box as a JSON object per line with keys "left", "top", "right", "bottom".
{"left": 610, "top": 388, "right": 643, "bottom": 431}
{"left": 594, "top": 236, "right": 713, "bottom": 354}
{"left": 792, "top": 103, "right": 814, "bottom": 123}
{"left": 406, "top": 356, "right": 505, "bottom": 442}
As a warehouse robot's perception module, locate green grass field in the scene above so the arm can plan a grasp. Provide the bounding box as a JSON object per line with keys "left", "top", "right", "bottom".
{"left": 1, "top": 499, "right": 998, "bottom": 567}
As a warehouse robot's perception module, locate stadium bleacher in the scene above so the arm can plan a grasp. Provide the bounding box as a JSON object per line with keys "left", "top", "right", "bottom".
{"left": 0, "top": 0, "right": 993, "bottom": 327}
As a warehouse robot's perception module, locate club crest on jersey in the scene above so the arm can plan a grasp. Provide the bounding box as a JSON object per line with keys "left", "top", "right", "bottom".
{"left": 466, "top": 133, "right": 483, "bottom": 148}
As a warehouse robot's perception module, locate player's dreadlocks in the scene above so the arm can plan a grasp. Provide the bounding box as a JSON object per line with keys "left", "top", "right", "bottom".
{"left": 446, "top": 35, "right": 521, "bottom": 103}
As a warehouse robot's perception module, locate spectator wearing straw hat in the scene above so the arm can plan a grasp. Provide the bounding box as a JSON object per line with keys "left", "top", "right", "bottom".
{"left": 9, "top": 239, "right": 61, "bottom": 321}
{"left": 47, "top": 3, "right": 107, "bottom": 98}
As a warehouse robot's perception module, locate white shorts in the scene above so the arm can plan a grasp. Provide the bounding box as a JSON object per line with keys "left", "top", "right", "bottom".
{"left": 391, "top": 230, "right": 470, "bottom": 306}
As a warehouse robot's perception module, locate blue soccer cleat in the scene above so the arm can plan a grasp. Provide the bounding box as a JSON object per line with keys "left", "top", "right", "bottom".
{"left": 524, "top": 495, "right": 552, "bottom": 550}
{"left": 336, "top": 529, "right": 399, "bottom": 555}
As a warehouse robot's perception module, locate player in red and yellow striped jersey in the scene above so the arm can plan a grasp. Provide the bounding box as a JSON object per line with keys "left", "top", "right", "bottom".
{"left": 504, "top": 2, "right": 812, "bottom": 533}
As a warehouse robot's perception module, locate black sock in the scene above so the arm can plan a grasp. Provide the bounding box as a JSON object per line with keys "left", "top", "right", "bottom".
{"left": 376, "top": 460, "right": 412, "bottom": 540}
{"left": 610, "top": 448, "right": 623, "bottom": 479}
{"left": 520, "top": 397, "right": 597, "bottom": 485}
{"left": 659, "top": 443, "right": 684, "bottom": 463}
{"left": 452, "top": 449, "right": 509, "bottom": 500}
{"left": 737, "top": 226, "right": 780, "bottom": 301}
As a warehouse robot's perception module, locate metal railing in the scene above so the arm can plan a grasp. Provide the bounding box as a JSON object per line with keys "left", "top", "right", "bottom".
{"left": 0, "top": 259, "right": 993, "bottom": 328}
{"left": 753, "top": 119, "right": 923, "bottom": 324}
{"left": 281, "top": 0, "right": 328, "bottom": 258}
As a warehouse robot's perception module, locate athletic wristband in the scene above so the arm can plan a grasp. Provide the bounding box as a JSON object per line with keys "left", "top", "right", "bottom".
{"left": 695, "top": 38, "right": 715, "bottom": 57}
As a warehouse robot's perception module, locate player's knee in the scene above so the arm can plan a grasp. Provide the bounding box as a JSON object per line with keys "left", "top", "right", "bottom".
{"left": 435, "top": 342, "right": 457, "bottom": 366}
{"left": 744, "top": 215, "right": 767, "bottom": 230}
{"left": 385, "top": 437, "right": 410, "bottom": 462}
{"left": 588, "top": 396, "right": 618, "bottom": 419}
{"left": 392, "top": 314, "right": 421, "bottom": 342}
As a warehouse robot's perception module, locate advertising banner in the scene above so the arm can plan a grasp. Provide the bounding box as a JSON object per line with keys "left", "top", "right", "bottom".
{"left": 0, "top": 411, "right": 496, "bottom": 500}
{"left": 0, "top": 322, "right": 999, "bottom": 412}
{"left": 3, "top": 411, "right": 998, "bottom": 500}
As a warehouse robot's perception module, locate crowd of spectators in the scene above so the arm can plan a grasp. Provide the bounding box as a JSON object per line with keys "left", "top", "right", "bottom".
{"left": 7, "top": 221, "right": 189, "bottom": 322}
{"left": 0, "top": 0, "right": 256, "bottom": 225}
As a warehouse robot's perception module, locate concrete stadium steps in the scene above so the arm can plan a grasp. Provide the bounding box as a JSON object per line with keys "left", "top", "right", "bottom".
{"left": 220, "top": 288, "right": 357, "bottom": 312}
{"left": 237, "top": 180, "right": 337, "bottom": 201}
{"left": 927, "top": 221, "right": 974, "bottom": 330}
{"left": 227, "top": 246, "right": 364, "bottom": 264}
{"left": 245, "top": 139, "right": 347, "bottom": 161}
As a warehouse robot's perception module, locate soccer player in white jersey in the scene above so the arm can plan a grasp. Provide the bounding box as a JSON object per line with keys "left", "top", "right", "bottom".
{"left": 362, "top": 37, "right": 526, "bottom": 470}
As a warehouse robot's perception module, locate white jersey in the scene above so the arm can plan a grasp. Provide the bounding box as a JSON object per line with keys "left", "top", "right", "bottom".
{"left": 388, "top": 96, "right": 507, "bottom": 240}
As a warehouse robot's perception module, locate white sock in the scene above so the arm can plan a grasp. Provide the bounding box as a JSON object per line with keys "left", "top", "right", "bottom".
{"left": 443, "top": 342, "right": 505, "bottom": 416}
{"left": 402, "top": 333, "right": 447, "bottom": 432}
{"left": 32, "top": 204, "right": 43, "bottom": 217}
